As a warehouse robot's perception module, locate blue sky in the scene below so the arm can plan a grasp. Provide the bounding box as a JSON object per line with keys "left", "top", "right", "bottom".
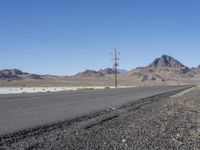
{"left": 0, "top": 0, "right": 200, "bottom": 75}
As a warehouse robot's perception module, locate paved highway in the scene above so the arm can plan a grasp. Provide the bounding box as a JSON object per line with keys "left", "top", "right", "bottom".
{"left": 0, "top": 86, "right": 190, "bottom": 135}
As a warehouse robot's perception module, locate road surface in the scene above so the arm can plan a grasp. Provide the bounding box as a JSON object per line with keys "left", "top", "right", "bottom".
{"left": 0, "top": 86, "right": 190, "bottom": 135}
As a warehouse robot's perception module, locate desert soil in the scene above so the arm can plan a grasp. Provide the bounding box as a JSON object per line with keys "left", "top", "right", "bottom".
{"left": 0, "top": 87, "right": 200, "bottom": 150}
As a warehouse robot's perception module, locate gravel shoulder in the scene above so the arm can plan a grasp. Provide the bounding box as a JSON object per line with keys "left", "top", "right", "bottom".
{"left": 1, "top": 87, "right": 200, "bottom": 149}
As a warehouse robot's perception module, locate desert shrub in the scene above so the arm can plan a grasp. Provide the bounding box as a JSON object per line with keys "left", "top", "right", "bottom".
{"left": 104, "top": 87, "right": 111, "bottom": 89}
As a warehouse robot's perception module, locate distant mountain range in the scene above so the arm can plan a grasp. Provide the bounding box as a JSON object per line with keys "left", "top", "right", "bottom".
{"left": 1, "top": 55, "right": 200, "bottom": 84}
{"left": 0, "top": 69, "right": 43, "bottom": 80}
{"left": 74, "top": 55, "right": 200, "bottom": 81}
{"left": 127, "top": 55, "right": 198, "bottom": 82}
{"left": 75, "top": 68, "right": 119, "bottom": 78}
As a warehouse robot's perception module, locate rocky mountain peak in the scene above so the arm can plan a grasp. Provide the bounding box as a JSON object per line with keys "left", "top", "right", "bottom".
{"left": 148, "top": 55, "right": 185, "bottom": 69}
{"left": 99, "top": 68, "right": 115, "bottom": 74}
{"left": 76, "top": 70, "right": 104, "bottom": 78}
{"left": 75, "top": 68, "right": 118, "bottom": 78}
{"left": 2, "top": 69, "right": 24, "bottom": 75}
{"left": 0, "top": 69, "right": 42, "bottom": 80}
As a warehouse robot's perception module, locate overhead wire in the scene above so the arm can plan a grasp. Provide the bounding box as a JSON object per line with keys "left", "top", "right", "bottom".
{"left": 0, "top": 23, "right": 93, "bottom": 50}
{"left": 0, "top": 15, "right": 101, "bottom": 63}
{"left": 0, "top": 16, "right": 97, "bottom": 49}
{"left": 0, "top": 46, "right": 65, "bottom": 62}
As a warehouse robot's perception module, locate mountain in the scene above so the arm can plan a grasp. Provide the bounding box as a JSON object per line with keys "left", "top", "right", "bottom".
{"left": 148, "top": 55, "right": 185, "bottom": 68}
{"left": 0, "top": 69, "right": 43, "bottom": 80}
{"left": 0, "top": 69, "right": 23, "bottom": 79}
{"left": 75, "top": 68, "right": 117, "bottom": 78}
{"left": 99, "top": 68, "right": 127, "bottom": 74}
{"left": 117, "top": 69, "right": 128, "bottom": 73}
{"left": 99, "top": 68, "right": 115, "bottom": 75}
{"left": 1, "top": 55, "right": 200, "bottom": 86}
{"left": 127, "top": 55, "right": 195, "bottom": 82}
{"left": 75, "top": 70, "right": 104, "bottom": 78}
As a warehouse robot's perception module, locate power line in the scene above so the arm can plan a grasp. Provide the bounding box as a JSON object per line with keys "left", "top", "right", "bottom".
{"left": 0, "top": 24, "right": 93, "bottom": 50}
{"left": 0, "top": 46, "right": 65, "bottom": 62}
{"left": 111, "top": 48, "right": 120, "bottom": 88}
{"left": 0, "top": 16, "right": 97, "bottom": 49}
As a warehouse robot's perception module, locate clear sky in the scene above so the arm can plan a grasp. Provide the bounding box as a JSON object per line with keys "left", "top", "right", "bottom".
{"left": 0, "top": 0, "right": 200, "bottom": 75}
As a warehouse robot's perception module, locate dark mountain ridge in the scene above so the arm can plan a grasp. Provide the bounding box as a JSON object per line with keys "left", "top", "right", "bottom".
{"left": 1, "top": 55, "right": 199, "bottom": 83}
{"left": 75, "top": 68, "right": 116, "bottom": 78}
{"left": 148, "top": 55, "right": 186, "bottom": 69}
{"left": 127, "top": 55, "right": 198, "bottom": 82}
{"left": 0, "top": 69, "right": 42, "bottom": 80}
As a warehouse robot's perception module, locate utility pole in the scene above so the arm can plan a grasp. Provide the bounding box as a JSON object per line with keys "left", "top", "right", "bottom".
{"left": 177, "top": 61, "right": 180, "bottom": 85}
{"left": 164, "top": 68, "right": 166, "bottom": 86}
{"left": 111, "top": 48, "right": 120, "bottom": 88}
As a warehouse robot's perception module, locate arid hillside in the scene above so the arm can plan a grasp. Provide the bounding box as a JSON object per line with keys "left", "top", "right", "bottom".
{"left": 1, "top": 55, "right": 200, "bottom": 87}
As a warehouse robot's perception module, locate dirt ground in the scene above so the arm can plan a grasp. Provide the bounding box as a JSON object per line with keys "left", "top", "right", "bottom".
{"left": 1, "top": 87, "right": 200, "bottom": 150}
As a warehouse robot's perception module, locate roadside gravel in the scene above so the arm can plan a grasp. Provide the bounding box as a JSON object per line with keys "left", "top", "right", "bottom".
{"left": 1, "top": 87, "right": 200, "bottom": 150}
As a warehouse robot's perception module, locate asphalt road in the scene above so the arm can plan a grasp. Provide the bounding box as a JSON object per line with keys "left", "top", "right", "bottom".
{"left": 0, "top": 86, "right": 190, "bottom": 135}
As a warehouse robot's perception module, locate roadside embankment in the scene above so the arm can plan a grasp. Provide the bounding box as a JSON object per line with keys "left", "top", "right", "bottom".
{"left": 0, "top": 86, "right": 197, "bottom": 149}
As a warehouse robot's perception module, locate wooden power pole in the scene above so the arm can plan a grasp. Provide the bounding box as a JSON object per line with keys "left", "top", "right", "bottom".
{"left": 111, "top": 49, "right": 120, "bottom": 88}
{"left": 163, "top": 68, "right": 166, "bottom": 86}
{"left": 177, "top": 61, "right": 180, "bottom": 85}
